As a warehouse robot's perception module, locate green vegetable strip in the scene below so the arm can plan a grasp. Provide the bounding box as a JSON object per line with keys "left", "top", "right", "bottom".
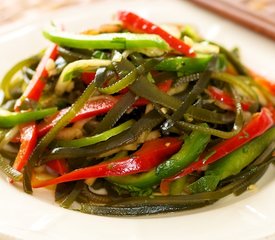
{"left": 214, "top": 42, "right": 249, "bottom": 76}
{"left": 0, "top": 107, "right": 57, "bottom": 128}
{"left": 185, "top": 106, "right": 234, "bottom": 124}
{"left": 56, "top": 119, "right": 135, "bottom": 147}
{"left": 98, "top": 58, "right": 160, "bottom": 94}
{"left": 75, "top": 177, "right": 246, "bottom": 216}
{"left": 0, "top": 53, "right": 42, "bottom": 99}
{"left": 55, "top": 59, "right": 111, "bottom": 95}
{"left": 0, "top": 126, "right": 19, "bottom": 149}
{"left": 155, "top": 55, "right": 212, "bottom": 74}
{"left": 60, "top": 181, "right": 85, "bottom": 208}
{"left": 156, "top": 125, "right": 211, "bottom": 178}
{"left": 130, "top": 75, "right": 181, "bottom": 110}
{"left": 0, "top": 154, "right": 22, "bottom": 181}
{"left": 112, "top": 54, "right": 181, "bottom": 110}
{"left": 45, "top": 110, "right": 164, "bottom": 161}
{"left": 43, "top": 25, "right": 169, "bottom": 50}
{"left": 109, "top": 127, "right": 210, "bottom": 190}
{"left": 27, "top": 68, "right": 107, "bottom": 169}
{"left": 58, "top": 47, "right": 92, "bottom": 62}
{"left": 212, "top": 72, "right": 258, "bottom": 101}
{"left": 177, "top": 87, "right": 243, "bottom": 138}
{"left": 188, "top": 127, "right": 275, "bottom": 193}
{"left": 93, "top": 91, "right": 137, "bottom": 135}
{"left": 208, "top": 127, "right": 275, "bottom": 180}
{"left": 168, "top": 56, "right": 217, "bottom": 123}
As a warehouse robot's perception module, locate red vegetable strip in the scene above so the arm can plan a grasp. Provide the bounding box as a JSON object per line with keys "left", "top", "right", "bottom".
{"left": 81, "top": 72, "right": 96, "bottom": 85}
{"left": 161, "top": 107, "right": 274, "bottom": 189}
{"left": 33, "top": 137, "right": 182, "bottom": 188}
{"left": 117, "top": 11, "right": 195, "bottom": 57}
{"left": 14, "top": 43, "right": 58, "bottom": 110}
{"left": 206, "top": 86, "right": 251, "bottom": 111}
{"left": 37, "top": 96, "right": 117, "bottom": 137}
{"left": 36, "top": 81, "right": 172, "bottom": 137}
{"left": 46, "top": 159, "right": 68, "bottom": 175}
{"left": 12, "top": 122, "right": 37, "bottom": 172}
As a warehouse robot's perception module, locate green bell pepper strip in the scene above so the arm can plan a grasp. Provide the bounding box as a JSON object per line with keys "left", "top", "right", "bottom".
{"left": 55, "top": 59, "right": 111, "bottom": 95}
{"left": 0, "top": 53, "right": 42, "bottom": 100}
{"left": 55, "top": 119, "right": 135, "bottom": 147}
{"left": 43, "top": 25, "right": 169, "bottom": 50}
{"left": 0, "top": 107, "right": 57, "bottom": 128}
{"left": 161, "top": 107, "right": 274, "bottom": 189}
{"left": 108, "top": 127, "right": 210, "bottom": 190}
{"left": 188, "top": 127, "right": 275, "bottom": 193}
{"left": 154, "top": 54, "right": 226, "bottom": 75}
{"left": 0, "top": 154, "right": 22, "bottom": 181}
{"left": 44, "top": 109, "right": 164, "bottom": 161}
{"left": 156, "top": 124, "right": 211, "bottom": 179}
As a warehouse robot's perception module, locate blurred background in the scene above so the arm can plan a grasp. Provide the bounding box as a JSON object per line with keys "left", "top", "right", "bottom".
{"left": 0, "top": 0, "right": 94, "bottom": 25}
{"left": 0, "top": 0, "right": 275, "bottom": 40}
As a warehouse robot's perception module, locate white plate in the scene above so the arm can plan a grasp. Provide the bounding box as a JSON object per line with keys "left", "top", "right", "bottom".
{"left": 0, "top": 1, "right": 275, "bottom": 239}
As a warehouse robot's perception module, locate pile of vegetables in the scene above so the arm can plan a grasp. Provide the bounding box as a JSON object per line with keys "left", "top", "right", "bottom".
{"left": 0, "top": 11, "right": 274, "bottom": 216}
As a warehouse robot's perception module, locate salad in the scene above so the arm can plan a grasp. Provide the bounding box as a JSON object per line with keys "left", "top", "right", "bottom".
{"left": 0, "top": 11, "right": 274, "bottom": 216}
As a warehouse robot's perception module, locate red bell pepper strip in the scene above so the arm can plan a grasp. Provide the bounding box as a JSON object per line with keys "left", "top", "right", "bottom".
{"left": 117, "top": 11, "right": 195, "bottom": 57}
{"left": 36, "top": 80, "right": 172, "bottom": 137}
{"left": 161, "top": 107, "right": 274, "bottom": 192}
{"left": 14, "top": 43, "right": 58, "bottom": 110}
{"left": 33, "top": 137, "right": 182, "bottom": 188}
{"left": 81, "top": 72, "right": 96, "bottom": 85}
{"left": 37, "top": 96, "right": 118, "bottom": 137}
{"left": 46, "top": 159, "right": 68, "bottom": 175}
{"left": 13, "top": 122, "right": 37, "bottom": 172}
{"left": 206, "top": 86, "right": 251, "bottom": 111}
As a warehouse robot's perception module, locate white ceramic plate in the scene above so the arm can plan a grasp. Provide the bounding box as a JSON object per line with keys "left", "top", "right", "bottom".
{"left": 0, "top": 1, "right": 275, "bottom": 239}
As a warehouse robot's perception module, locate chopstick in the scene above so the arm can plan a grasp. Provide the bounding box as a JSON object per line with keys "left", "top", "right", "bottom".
{"left": 191, "top": 0, "right": 275, "bottom": 41}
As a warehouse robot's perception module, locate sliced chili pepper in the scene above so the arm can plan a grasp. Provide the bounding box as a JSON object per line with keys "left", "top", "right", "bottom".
{"left": 37, "top": 96, "right": 117, "bottom": 137}
{"left": 46, "top": 159, "right": 68, "bottom": 175}
{"left": 81, "top": 72, "right": 96, "bottom": 85}
{"left": 33, "top": 137, "right": 182, "bottom": 188}
{"left": 13, "top": 122, "right": 37, "bottom": 172}
{"left": 14, "top": 43, "right": 58, "bottom": 110}
{"left": 118, "top": 11, "right": 195, "bottom": 57}
{"left": 161, "top": 107, "right": 274, "bottom": 191}
{"left": 36, "top": 81, "right": 172, "bottom": 138}
{"left": 206, "top": 86, "right": 251, "bottom": 111}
